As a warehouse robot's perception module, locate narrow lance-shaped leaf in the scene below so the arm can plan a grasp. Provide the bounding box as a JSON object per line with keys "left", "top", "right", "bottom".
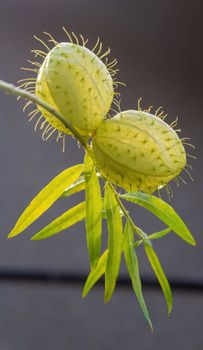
{"left": 8, "top": 164, "right": 84, "bottom": 238}
{"left": 133, "top": 228, "right": 171, "bottom": 248}
{"left": 84, "top": 153, "right": 103, "bottom": 269}
{"left": 62, "top": 172, "right": 101, "bottom": 198}
{"left": 121, "top": 192, "right": 195, "bottom": 246}
{"left": 82, "top": 250, "right": 108, "bottom": 298}
{"left": 104, "top": 183, "right": 123, "bottom": 303}
{"left": 147, "top": 227, "right": 171, "bottom": 240}
{"left": 124, "top": 220, "right": 153, "bottom": 330}
{"left": 31, "top": 202, "right": 86, "bottom": 240}
{"left": 62, "top": 176, "right": 86, "bottom": 198}
{"left": 144, "top": 241, "right": 173, "bottom": 314}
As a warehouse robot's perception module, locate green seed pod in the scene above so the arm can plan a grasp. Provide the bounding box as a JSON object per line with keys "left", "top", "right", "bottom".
{"left": 36, "top": 41, "right": 114, "bottom": 135}
{"left": 92, "top": 110, "right": 186, "bottom": 193}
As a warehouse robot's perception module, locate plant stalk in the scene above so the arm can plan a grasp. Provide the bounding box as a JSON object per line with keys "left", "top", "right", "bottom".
{"left": 108, "top": 182, "right": 144, "bottom": 239}
{"left": 0, "top": 79, "right": 90, "bottom": 153}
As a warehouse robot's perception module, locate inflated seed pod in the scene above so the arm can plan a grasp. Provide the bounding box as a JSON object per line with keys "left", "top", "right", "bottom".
{"left": 36, "top": 42, "right": 114, "bottom": 135}
{"left": 92, "top": 110, "right": 186, "bottom": 193}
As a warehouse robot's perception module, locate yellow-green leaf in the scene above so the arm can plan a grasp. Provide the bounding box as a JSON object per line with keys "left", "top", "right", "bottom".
{"left": 31, "top": 202, "right": 86, "bottom": 240}
{"left": 84, "top": 153, "right": 103, "bottom": 269}
{"left": 134, "top": 240, "right": 142, "bottom": 248}
{"left": 62, "top": 176, "right": 85, "bottom": 197}
{"left": 144, "top": 241, "right": 173, "bottom": 314}
{"left": 8, "top": 164, "right": 84, "bottom": 238}
{"left": 147, "top": 228, "right": 171, "bottom": 240}
{"left": 82, "top": 250, "right": 108, "bottom": 298}
{"left": 121, "top": 192, "right": 195, "bottom": 246}
{"left": 104, "top": 183, "right": 123, "bottom": 303}
{"left": 62, "top": 172, "right": 101, "bottom": 198}
{"left": 124, "top": 220, "right": 152, "bottom": 330}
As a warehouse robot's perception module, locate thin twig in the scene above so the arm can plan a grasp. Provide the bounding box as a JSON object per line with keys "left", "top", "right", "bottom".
{"left": 0, "top": 80, "right": 89, "bottom": 153}
{"left": 108, "top": 182, "right": 144, "bottom": 239}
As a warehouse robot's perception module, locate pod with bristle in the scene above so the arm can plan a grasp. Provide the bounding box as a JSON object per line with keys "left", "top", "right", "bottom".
{"left": 92, "top": 110, "right": 187, "bottom": 193}
{"left": 20, "top": 30, "right": 120, "bottom": 138}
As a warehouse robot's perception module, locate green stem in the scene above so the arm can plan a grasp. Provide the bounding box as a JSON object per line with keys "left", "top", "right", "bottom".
{"left": 0, "top": 79, "right": 144, "bottom": 241}
{"left": 108, "top": 182, "right": 144, "bottom": 240}
{"left": 0, "top": 79, "right": 90, "bottom": 153}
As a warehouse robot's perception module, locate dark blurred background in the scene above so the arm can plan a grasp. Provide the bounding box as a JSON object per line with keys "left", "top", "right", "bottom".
{"left": 0, "top": 0, "right": 202, "bottom": 348}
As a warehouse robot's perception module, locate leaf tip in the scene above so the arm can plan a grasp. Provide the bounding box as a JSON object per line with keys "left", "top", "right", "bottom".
{"left": 82, "top": 287, "right": 88, "bottom": 298}
{"left": 104, "top": 291, "right": 111, "bottom": 304}
{"left": 7, "top": 230, "right": 17, "bottom": 239}
{"left": 185, "top": 234, "right": 196, "bottom": 246}
{"left": 144, "top": 311, "right": 153, "bottom": 333}
{"left": 150, "top": 324, "right": 154, "bottom": 334}
{"left": 190, "top": 237, "right": 196, "bottom": 246}
{"left": 167, "top": 303, "right": 173, "bottom": 316}
{"left": 30, "top": 234, "right": 41, "bottom": 241}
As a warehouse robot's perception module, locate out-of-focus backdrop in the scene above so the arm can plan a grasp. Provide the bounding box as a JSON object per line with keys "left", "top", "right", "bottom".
{"left": 0, "top": 0, "right": 202, "bottom": 348}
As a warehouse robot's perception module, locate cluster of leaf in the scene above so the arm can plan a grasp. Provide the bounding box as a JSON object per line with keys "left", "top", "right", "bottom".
{"left": 8, "top": 151, "right": 195, "bottom": 330}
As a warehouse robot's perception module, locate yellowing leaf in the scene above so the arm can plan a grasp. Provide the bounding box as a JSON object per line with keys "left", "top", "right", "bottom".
{"left": 144, "top": 241, "right": 173, "bottom": 314}
{"left": 84, "top": 153, "right": 103, "bottom": 269}
{"left": 104, "top": 183, "right": 123, "bottom": 303}
{"left": 62, "top": 176, "right": 85, "bottom": 197}
{"left": 31, "top": 202, "right": 86, "bottom": 240}
{"left": 8, "top": 164, "right": 84, "bottom": 238}
{"left": 124, "top": 221, "right": 152, "bottom": 330}
{"left": 82, "top": 250, "right": 108, "bottom": 298}
{"left": 62, "top": 172, "right": 101, "bottom": 198}
{"left": 121, "top": 192, "right": 195, "bottom": 246}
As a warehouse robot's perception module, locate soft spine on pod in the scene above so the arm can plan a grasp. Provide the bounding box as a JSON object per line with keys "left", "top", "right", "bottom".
{"left": 92, "top": 110, "right": 186, "bottom": 194}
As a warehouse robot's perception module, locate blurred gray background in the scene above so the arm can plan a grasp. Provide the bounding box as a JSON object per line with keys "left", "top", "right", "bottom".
{"left": 0, "top": 0, "right": 202, "bottom": 349}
